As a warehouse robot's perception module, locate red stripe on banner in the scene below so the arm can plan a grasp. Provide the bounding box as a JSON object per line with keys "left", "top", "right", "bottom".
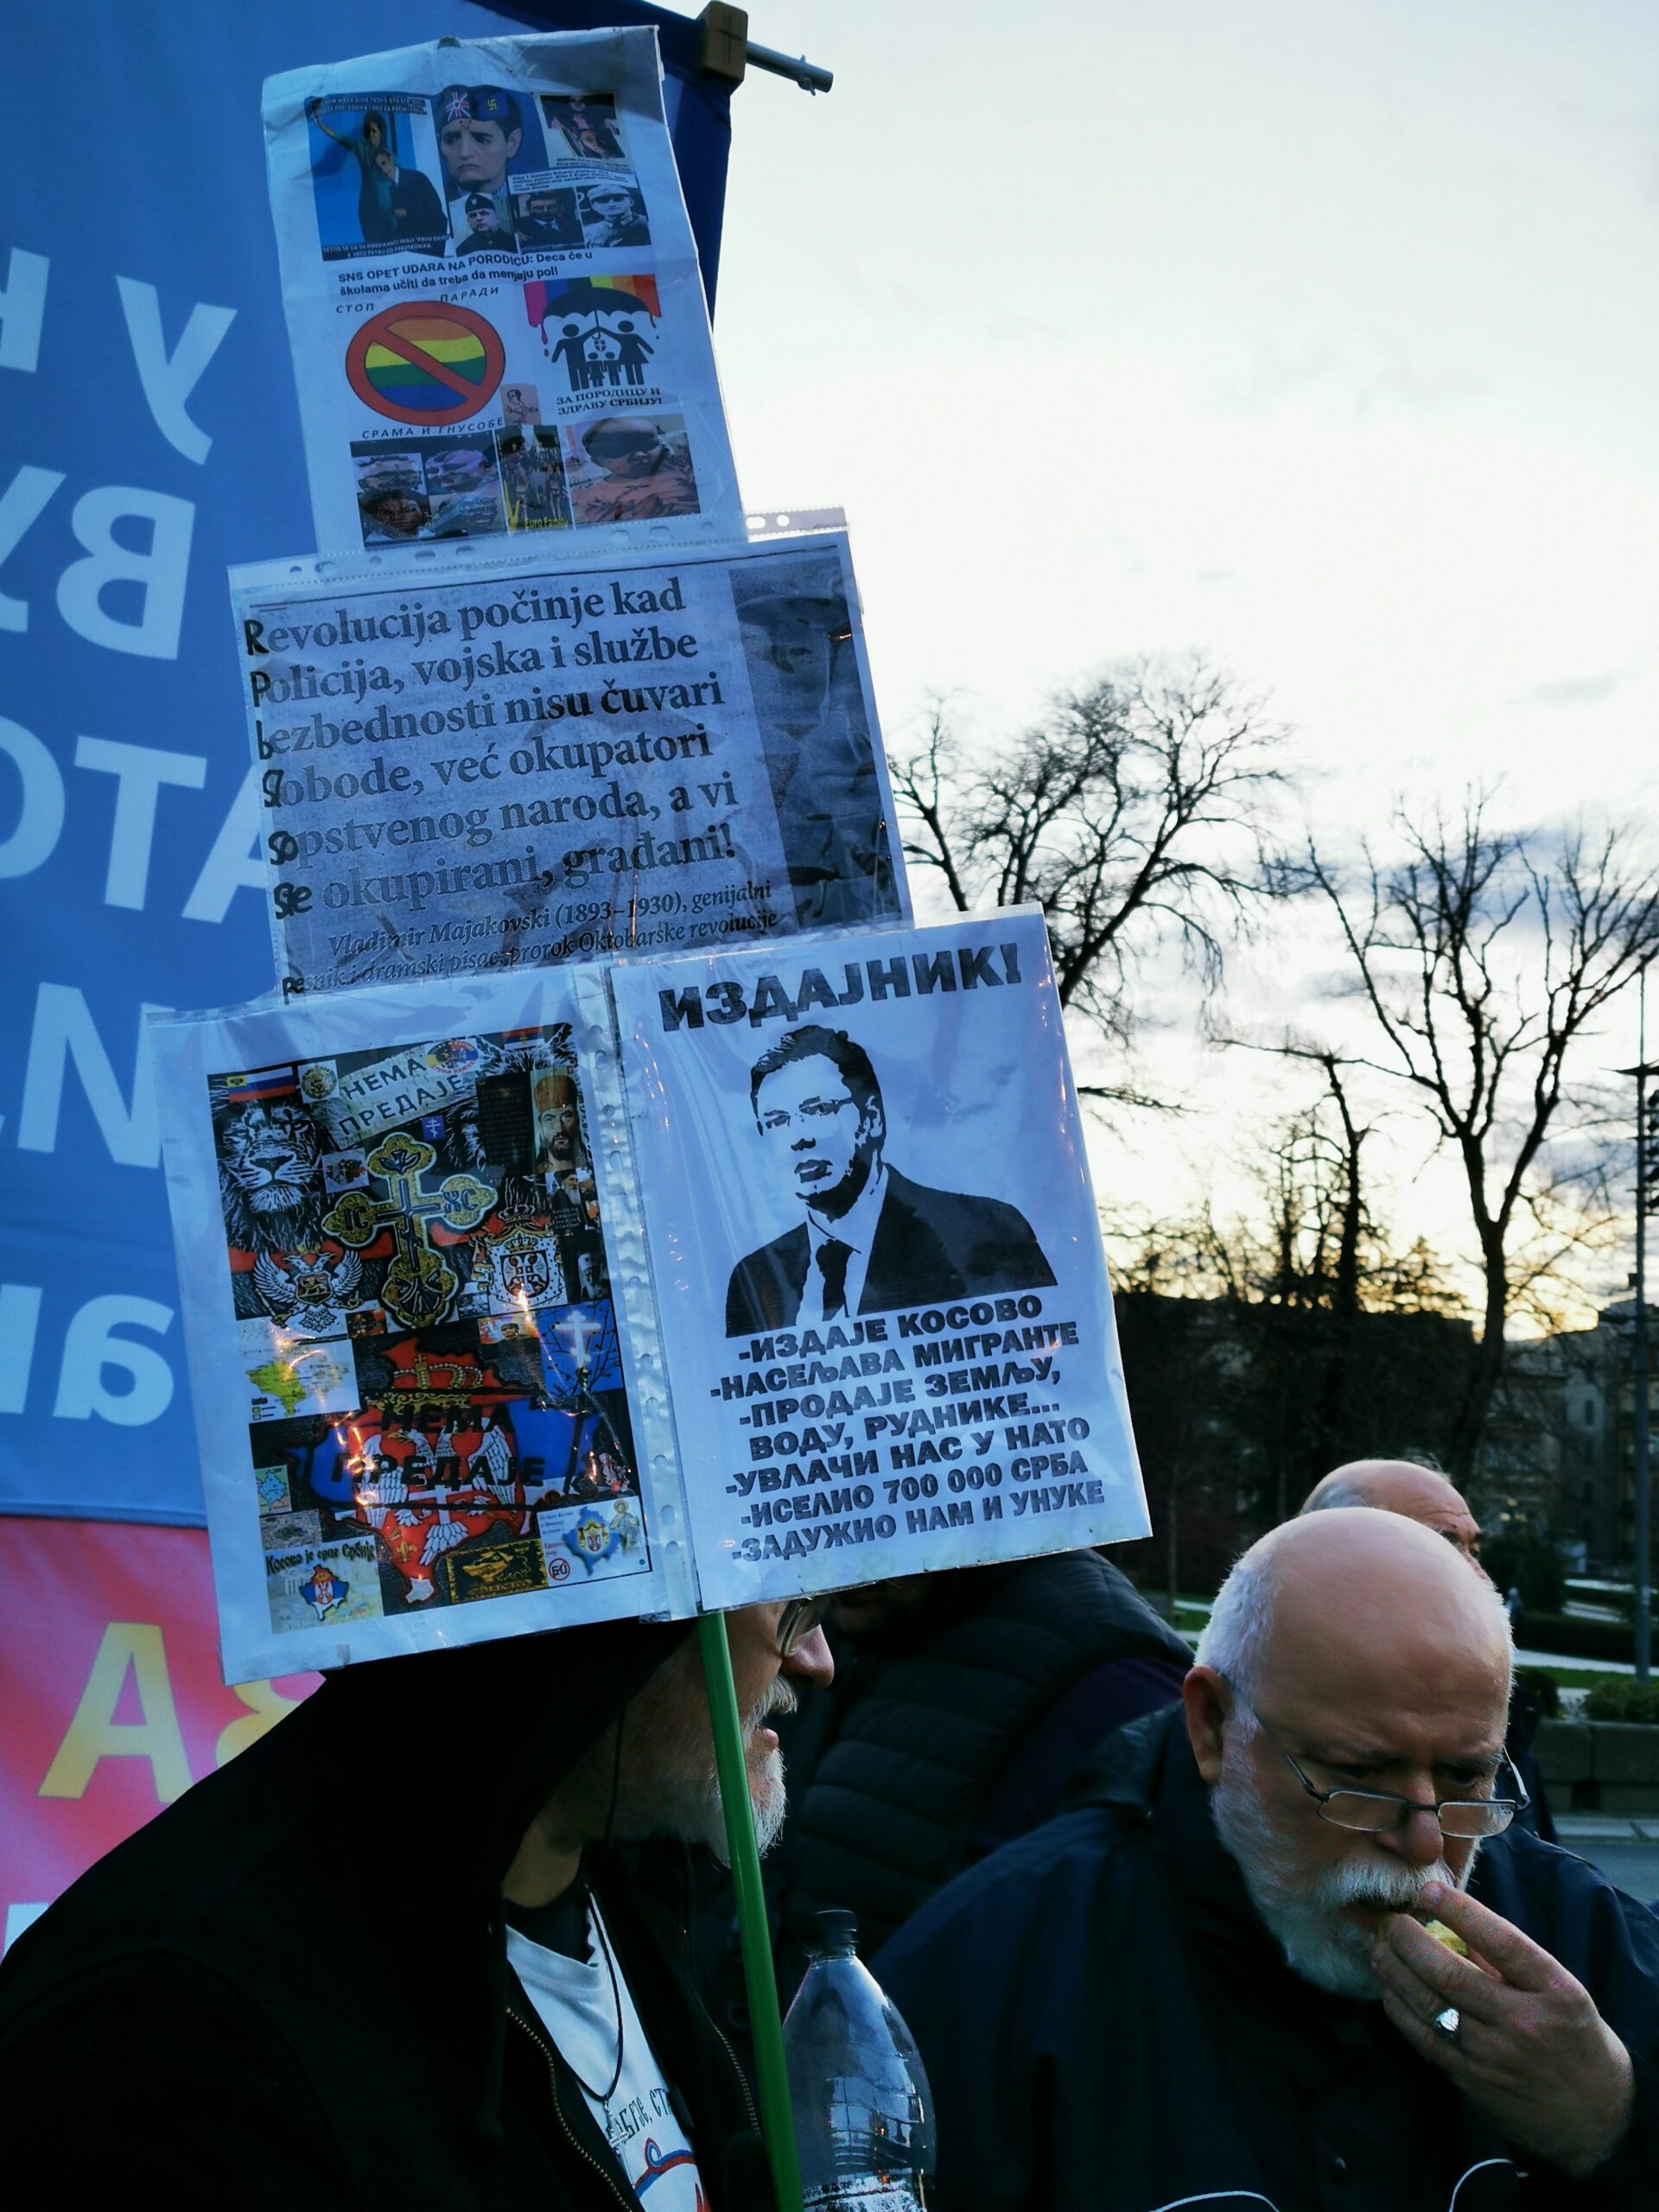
{"left": 0, "top": 1520, "right": 318, "bottom": 1951}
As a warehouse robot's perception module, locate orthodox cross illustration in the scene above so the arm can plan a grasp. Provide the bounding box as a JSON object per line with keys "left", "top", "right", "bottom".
{"left": 321, "top": 1129, "right": 495, "bottom": 1330}
{"left": 556, "top": 1307, "right": 603, "bottom": 1374}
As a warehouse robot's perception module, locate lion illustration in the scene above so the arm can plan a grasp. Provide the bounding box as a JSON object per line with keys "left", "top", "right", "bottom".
{"left": 215, "top": 1100, "right": 329, "bottom": 1318}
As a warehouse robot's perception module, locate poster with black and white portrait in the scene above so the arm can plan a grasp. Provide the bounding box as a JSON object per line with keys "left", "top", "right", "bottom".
{"left": 609, "top": 911, "right": 1150, "bottom": 1613}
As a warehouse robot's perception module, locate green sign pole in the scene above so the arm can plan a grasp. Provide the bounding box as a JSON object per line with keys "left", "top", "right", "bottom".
{"left": 697, "top": 1611, "right": 804, "bottom": 2212}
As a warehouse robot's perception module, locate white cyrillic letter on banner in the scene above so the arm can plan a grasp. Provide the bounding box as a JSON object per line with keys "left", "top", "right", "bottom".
{"left": 74, "top": 737, "right": 207, "bottom": 909}
{"left": 53, "top": 1296, "right": 175, "bottom": 1427}
{"left": 115, "top": 278, "right": 235, "bottom": 467}
{"left": 56, "top": 486, "right": 194, "bottom": 660}
{"left": 17, "top": 984, "right": 168, "bottom": 1166}
{"left": 0, "top": 717, "right": 66, "bottom": 877}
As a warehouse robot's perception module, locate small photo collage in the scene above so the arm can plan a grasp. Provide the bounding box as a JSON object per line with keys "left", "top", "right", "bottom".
{"left": 308, "top": 81, "right": 651, "bottom": 262}
{"left": 352, "top": 425, "right": 569, "bottom": 543}
{"left": 207, "top": 1029, "right": 645, "bottom": 1634}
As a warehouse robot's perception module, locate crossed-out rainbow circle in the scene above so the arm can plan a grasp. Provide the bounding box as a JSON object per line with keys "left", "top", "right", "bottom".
{"left": 345, "top": 302, "right": 505, "bottom": 427}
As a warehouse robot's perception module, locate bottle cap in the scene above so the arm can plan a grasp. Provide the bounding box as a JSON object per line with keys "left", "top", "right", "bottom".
{"left": 810, "top": 1908, "right": 858, "bottom": 1957}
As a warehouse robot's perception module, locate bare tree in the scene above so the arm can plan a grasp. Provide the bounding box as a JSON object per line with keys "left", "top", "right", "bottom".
{"left": 1305, "top": 793, "right": 1659, "bottom": 1477}
{"left": 892, "top": 655, "right": 1290, "bottom": 1068}
{"left": 1111, "top": 1071, "right": 1473, "bottom": 1531}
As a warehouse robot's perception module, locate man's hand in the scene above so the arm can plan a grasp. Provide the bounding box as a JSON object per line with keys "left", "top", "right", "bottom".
{"left": 1372, "top": 1881, "right": 1634, "bottom": 2179}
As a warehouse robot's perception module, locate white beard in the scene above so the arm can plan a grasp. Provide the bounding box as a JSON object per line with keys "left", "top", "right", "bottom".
{"left": 702, "top": 1740, "right": 787, "bottom": 1864}
{"left": 696, "top": 1676, "right": 792, "bottom": 1862}
{"left": 613, "top": 1676, "right": 793, "bottom": 1860}
{"left": 1210, "top": 1737, "right": 1478, "bottom": 1999}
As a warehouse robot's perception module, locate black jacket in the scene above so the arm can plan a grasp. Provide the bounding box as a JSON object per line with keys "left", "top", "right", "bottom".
{"left": 724, "top": 1164, "right": 1057, "bottom": 1335}
{"left": 0, "top": 1624, "right": 768, "bottom": 2211}
{"left": 877, "top": 1705, "right": 1659, "bottom": 2212}
{"left": 770, "top": 1552, "right": 1191, "bottom": 1968}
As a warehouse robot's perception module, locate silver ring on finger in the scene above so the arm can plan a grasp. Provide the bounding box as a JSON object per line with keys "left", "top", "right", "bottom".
{"left": 1433, "top": 2005, "right": 1462, "bottom": 2044}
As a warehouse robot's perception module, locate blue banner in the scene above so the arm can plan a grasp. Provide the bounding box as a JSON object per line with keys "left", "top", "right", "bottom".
{"left": 0, "top": 1, "right": 734, "bottom": 1524}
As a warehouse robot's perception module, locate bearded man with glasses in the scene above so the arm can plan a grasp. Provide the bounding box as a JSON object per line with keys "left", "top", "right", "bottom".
{"left": 878, "top": 1508, "right": 1659, "bottom": 2209}
{"left": 0, "top": 1599, "right": 832, "bottom": 2209}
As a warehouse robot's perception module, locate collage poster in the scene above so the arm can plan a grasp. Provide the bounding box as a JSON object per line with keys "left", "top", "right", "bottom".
{"left": 264, "top": 30, "right": 742, "bottom": 554}
{"left": 232, "top": 531, "right": 906, "bottom": 995}
{"left": 156, "top": 972, "right": 674, "bottom": 1681}
{"left": 610, "top": 912, "right": 1151, "bottom": 1613}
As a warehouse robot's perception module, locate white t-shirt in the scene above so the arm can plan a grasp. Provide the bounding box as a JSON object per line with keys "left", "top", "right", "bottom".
{"left": 507, "top": 1902, "right": 708, "bottom": 2209}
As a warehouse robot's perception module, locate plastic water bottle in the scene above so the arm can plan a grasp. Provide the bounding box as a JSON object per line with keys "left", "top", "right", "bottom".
{"left": 782, "top": 1908, "right": 936, "bottom": 2209}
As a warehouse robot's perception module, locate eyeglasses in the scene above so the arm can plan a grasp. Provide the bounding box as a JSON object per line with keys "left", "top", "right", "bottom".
{"left": 586, "top": 432, "right": 657, "bottom": 459}
{"left": 1243, "top": 1700, "right": 1529, "bottom": 1840}
{"left": 776, "top": 1595, "right": 832, "bottom": 1657}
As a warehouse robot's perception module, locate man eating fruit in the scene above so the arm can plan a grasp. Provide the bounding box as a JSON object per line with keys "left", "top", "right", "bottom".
{"left": 878, "top": 1508, "right": 1659, "bottom": 2208}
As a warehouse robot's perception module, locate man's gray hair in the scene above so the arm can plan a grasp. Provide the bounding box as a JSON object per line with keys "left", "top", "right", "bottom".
{"left": 1299, "top": 1477, "right": 1369, "bottom": 1513}
{"left": 1194, "top": 1546, "right": 1278, "bottom": 1707}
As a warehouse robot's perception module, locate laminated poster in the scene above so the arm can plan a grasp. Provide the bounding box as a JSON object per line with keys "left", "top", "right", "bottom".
{"left": 233, "top": 531, "right": 906, "bottom": 995}
{"left": 610, "top": 910, "right": 1150, "bottom": 1613}
{"left": 264, "top": 29, "right": 741, "bottom": 553}
{"left": 154, "top": 969, "right": 686, "bottom": 1682}
{"left": 156, "top": 920, "right": 1147, "bottom": 1675}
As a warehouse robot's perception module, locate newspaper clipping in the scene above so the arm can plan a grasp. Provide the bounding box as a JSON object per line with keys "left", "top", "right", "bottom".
{"left": 155, "top": 971, "right": 674, "bottom": 1681}
{"left": 264, "top": 29, "right": 741, "bottom": 552}
{"left": 233, "top": 531, "right": 906, "bottom": 995}
{"left": 610, "top": 912, "right": 1150, "bottom": 1612}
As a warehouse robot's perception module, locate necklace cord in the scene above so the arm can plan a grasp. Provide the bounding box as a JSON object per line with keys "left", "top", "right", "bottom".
{"left": 556, "top": 1896, "right": 626, "bottom": 2109}
{"left": 558, "top": 1707, "right": 627, "bottom": 2108}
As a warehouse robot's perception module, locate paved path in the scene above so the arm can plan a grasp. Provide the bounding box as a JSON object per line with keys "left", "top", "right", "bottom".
{"left": 1514, "top": 1647, "right": 1635, "bottom": 1675}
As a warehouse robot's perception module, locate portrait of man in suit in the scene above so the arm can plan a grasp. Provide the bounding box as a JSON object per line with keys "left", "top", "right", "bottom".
{"left": 725, "top": 1025, "right": 1056, "bottom": 1336}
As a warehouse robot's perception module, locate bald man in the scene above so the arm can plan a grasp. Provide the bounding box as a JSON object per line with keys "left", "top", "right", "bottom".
{"left": 1302, "top": 1458, "right": 1556, "bottom": 1842}
{"left": 877, "top": 1512, "right": 1659, "bottom": 2209}
{"left": 1306, "top": 1457, "right": 1484, "bottom": 1563}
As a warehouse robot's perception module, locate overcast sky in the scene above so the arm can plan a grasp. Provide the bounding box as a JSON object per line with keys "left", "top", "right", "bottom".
{"left": 709, "top": 1, "right": 1659, "bottom": 1312}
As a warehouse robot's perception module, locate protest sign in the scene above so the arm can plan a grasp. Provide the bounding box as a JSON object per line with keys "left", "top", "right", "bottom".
{"left": 607, "top": 911, "right": 1150, "bottom": 1613}
{"left": 264, "top": 29, "right": 741, "bottom": 552}
{"left": 233, "top": 531, "right": 906, "bottom": 994}
{"left": 154, "top": 916, "right": 1147, "bottom": 1674}
{"left": 153, "top": 968, "right": 689, "bottom": 1681}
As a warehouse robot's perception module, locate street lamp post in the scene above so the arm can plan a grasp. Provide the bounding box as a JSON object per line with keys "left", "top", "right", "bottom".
{"left": 1620, "top": 970, "right": 1659, "bottom": 1682}
{"left": 1636, "top": 1065, "right": 1654, "bottom": 1684}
